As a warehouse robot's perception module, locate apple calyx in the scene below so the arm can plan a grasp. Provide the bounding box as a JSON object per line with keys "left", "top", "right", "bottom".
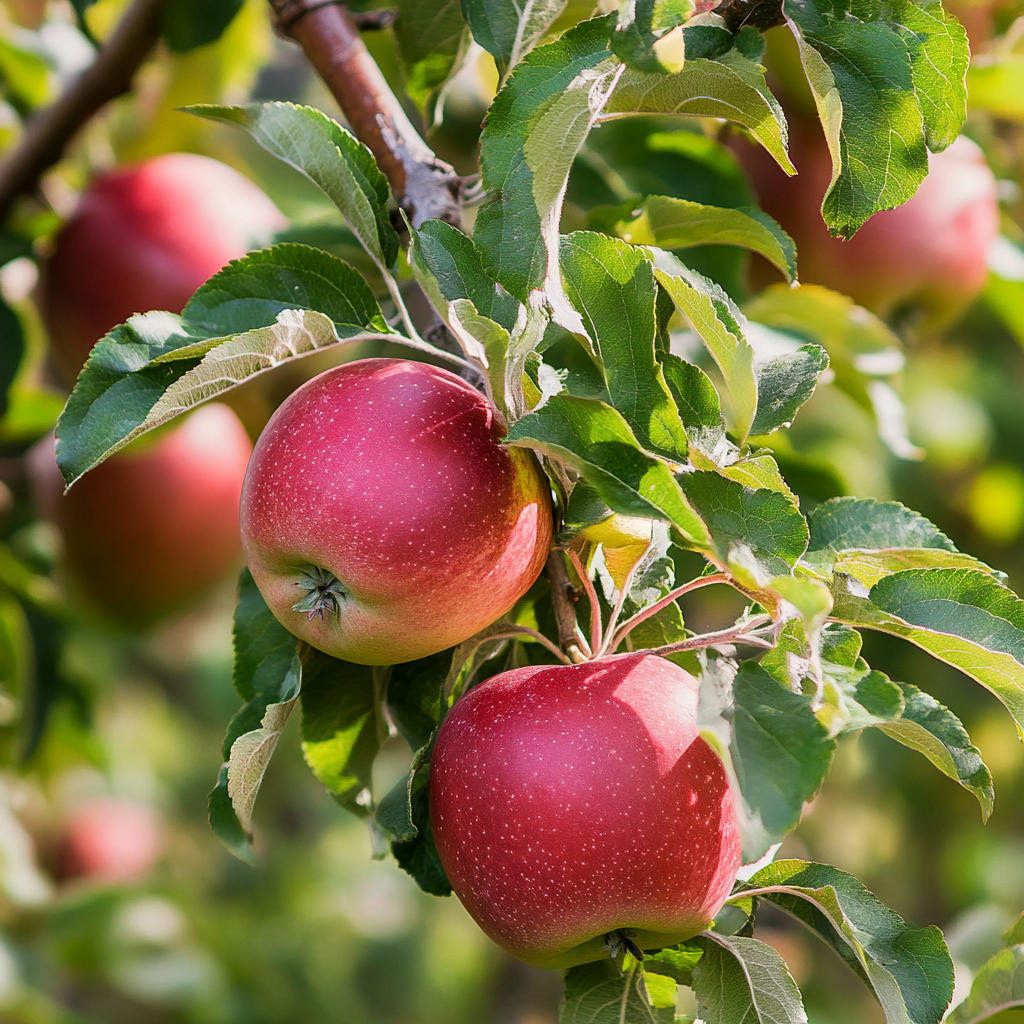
{"left": 291, "top": 565, "right": 347, "bottom": 620}
{"left": 605, "top": 930, "right": 646, "bottom": 961}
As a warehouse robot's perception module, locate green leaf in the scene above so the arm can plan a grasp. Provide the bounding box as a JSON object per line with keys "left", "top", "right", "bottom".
{"left": 691, "top": 933, "right": 808, "bottom": 1024}
{"left": 678, "top": 471, "right": 808, "bottom": 583}
{"left": 187, "top": 102, "right": 400, "bottom": 270}
{"left": 879, "top": 682, "right": 994, "bottom": 821}
{"left": 781, "top": 0, "right": 930, "bottom": 238}
{"left": 299, "top": 650, "right": 380, "bottom": 816}
{"left": 740, "top": 860, "right": 955, "bottom": 1024}
{"left": 1006, "top": 914, "right": 1024, "bottom": 947}
{"left": 561, "top": 232, "right": 688, "bottom": 460}
{"left": 730, "top": 663, "right": 836, "bottom": 861}
{"left": 387, "top": 650, "right": 454, "bottom": 752}
{"left": 208, "top": 766, "right": 253, "bottom": 865}
{"left": 461, "top": 0, "right": 570, "bottom": 75}
{"left": 659, "top": 353, "right": 727, "bottom": 460}
{"left": 646, "top": 247, "right": 758, "bottom": 441}
{"left": 476, "top": 16, "right": 616, "bottom": 308}
{"left": 808, "top": 497, "right": 955, "bottom": 559}
{"left": 394, "top": 0, "right": 470, "bottom": 116}
{"left": 605, "top": 42, "right": 794, "bottom": 175}
{"left": 231, "top": 568, "right": 297, "bottom": 705}
{"left": 55, "top": 244, "right": 401, "bottom": 486}
{"left": 163, "top": 0, "right": 243, "bottom": 52}
{"left": 967, "top": 57, "right": 1024, "bottom": 121}
{"left": 506, "top": 393, "right": 709, "bottom": 546}
{"left": 947, "top": 945, "right": 1024, "bottom": 1024}
{"left": 616, "top": 196, "right": 797, "bottom": 283}
{"left": 0, "top": 38, "right": 51, "bottom": 110}
{"left": 611, "top": 0, "right": 691, "bottom": 75}
{"left": 750, "top": 344, "right": 828, "bottom": 436}
{"left": 832, "top": 568, "right": 1024, "bottom": 740}
{"left": 560, "top": 960, "right": 673, "bottom": 1023}
{"left": 446, "top": 299, "right": 512, "bottom": 416}
{"left": 390, "top": 753, "right": 452, "bottom": 896}
{"left": 409, "top": 219, "right": 520, "bottom": 331}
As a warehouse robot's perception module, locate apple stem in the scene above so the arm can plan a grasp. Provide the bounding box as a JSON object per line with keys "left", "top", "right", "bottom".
{"left": 483, "top": 627, "right": 574, "bottom": 666}
{"left": 568, "top": 549, "right": 604, "bottom": 655}
{"left": 595, "top": 556, "right": 645, "bottom": 659}
{"left": 610, "top": 573, "right": 734, "bottom": 652}
{"left": 291, "top": 565, "right": 347, "bottom": 621}
{"left": 646, "top": 616, "right": 775, "bottom": 658}
{"left": 544, "top": 551, "right": 591, "bottom": 663}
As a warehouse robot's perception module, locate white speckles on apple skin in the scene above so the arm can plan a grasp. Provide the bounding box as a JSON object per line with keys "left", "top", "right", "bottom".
{"left": 239, "top": 359, "right": 553, "bottom": 664}
{"left": 430, "top": 653, "right": 743, "bottom": 970}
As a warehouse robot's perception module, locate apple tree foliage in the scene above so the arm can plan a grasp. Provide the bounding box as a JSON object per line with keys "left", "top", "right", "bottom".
{"left": 44, "top": 0, "right": 1024, "bottom": 1020}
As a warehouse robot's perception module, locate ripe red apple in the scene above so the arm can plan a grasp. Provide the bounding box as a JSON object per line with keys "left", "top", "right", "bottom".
{"left": 738, "top": 126, "right": 999, "bottom": 330}
{"left": 30, "top": 403, "right": 253, "bottom": 626}
{"left": 57, "top": 798, "right": 164, "bottom": 884}
{"left": 429, "top": 652, "right": 742, "bottom": 969}
{"left": 239, "top": 358, "right": 554, "bottom": 665}
{"left": 40, "top": 152, "right": 285, "bottom": 387}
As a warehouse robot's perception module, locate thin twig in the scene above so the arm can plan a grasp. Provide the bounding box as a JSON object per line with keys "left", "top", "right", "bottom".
{"left": 568, "top": 549, "right": 603, "bottom": 656}
{"left": 484, "top": 627, "right": 573, "bottom": 666}
{"left": 611, "top": 572, "right": 733, "bottom": 651}
{"left": 269, "top": 0, "right": 462, "bottom": 227}
{"left": 0, "top": 0, "right": 163, "bottom": 223}
{"left": 545, "top": 550, "right": 589, "bottom": 664}
{"left": 596, "top": 553, "right": 648, "bottom": 659}
{"left": 646, "top": 616, "right": 775, "bottom": 658}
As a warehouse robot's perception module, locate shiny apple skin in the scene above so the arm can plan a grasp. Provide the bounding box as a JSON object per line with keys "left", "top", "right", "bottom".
{"left": 41, "top": 152, "right": 285, "bottom": 386}
{"left": 429, "top": 653, "right": 742, "bottom": 970}
{"left": 30, "top": 403, "right": 252, "bottom": 626}
{"left": 239, "top": 358, "right": 554, "bottom": 665}
{"left": 739, "top": 129, "right": 999, "bottom": 330}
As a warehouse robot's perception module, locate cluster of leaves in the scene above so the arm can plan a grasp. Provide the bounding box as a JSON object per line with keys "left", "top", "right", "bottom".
{"left": 46, "top": 1, "right": 1024, "bottom": 1021}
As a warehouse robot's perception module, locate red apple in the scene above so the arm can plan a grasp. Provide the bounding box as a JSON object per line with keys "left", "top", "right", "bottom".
{"left": 429, "top": 652, "right": 742, "bottom": 969}
{"left": 239, "top": 358, "right": 553, "bottom": 665}
{"left": 57, "top": 798, "right": 164, "bottom": 884}
{"left": 738, "top": 126, "right": 999, "bottom": 330}
{"left": 30, "top": 403, "right": 253, "bottom": 626}
{"left": 40, "top": 152, "right": 285, "bottom": 387}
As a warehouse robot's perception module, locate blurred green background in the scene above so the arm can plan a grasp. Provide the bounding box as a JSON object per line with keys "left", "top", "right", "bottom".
{"left": 0, "top": 0, "right": 1023, "bottom": 1021}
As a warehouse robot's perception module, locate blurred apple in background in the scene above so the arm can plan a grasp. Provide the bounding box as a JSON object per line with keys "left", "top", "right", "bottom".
{"left": 736, "top": 124, "right": 999, "bottom": 332}
{"left": 57, "top": 798, "right": 164, "bottom": 884}
{"left": 29, "top": 403, "right": 253, "bottom": 627}
{"left": 40, "top": 152, "right": 285, "bottom": 387}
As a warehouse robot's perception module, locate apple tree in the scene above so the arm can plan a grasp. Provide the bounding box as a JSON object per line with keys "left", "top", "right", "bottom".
{"left": 1, "top": 0, "right": 1023, "bottom": 1020}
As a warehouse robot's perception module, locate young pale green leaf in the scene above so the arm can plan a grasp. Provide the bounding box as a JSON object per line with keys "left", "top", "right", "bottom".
{"left": 730, "top": 663, "right": 836, "bottom": 861}
{"left": 605, "top": 43, "right": 794, "bottom": 174}
{"left": 611, "top": 0, "right": 690, "bottom": 75}
{"left": 393, "top": 0, "right": 470, "bottom": 116}
{"left": 187, "top": 102, "right": 399, "bottom": 270}
{"left": 740, "top": 860, "right": 955, "bottom": 1024}
{"left": 646, "top": 247, "right": 758, "bottom": 441}
{"left": 561, "top": 233, "right": 688, "bottom": 460}
{"left": 781, "top": 0, "right": 929, "bottom": 239}
{"left": 880, "top": 682, "right": 994, "bottom": 821}
{"left": 54, "top": 245, "right": 418, "bottom": 486}
{"left": 299, "top": 649, "right": 380, "bottom": 816}
{"left": 560, "top": 960, "right": 673, "bottom": 1024}
{"left": 717, "top": 452, "right": 796, "bottom": 500}
{"left": 461, "top": 0, "right": 569, "bottom": 75}
{"left": 162, "top": 0, "right": 242, "bottom": 52}
{"left": 691, "top": 933, "right": 808, "bottom": 1024}
{"left": 209, "top": 570, "right": 300, "bottom": 863}
{"left": 506, "top": 393, "right": 709, "bottom": 545}
{"left": 832, "top": 567, "right": 1024, "bottom": 739}
{"left": 616, "top": 196, "right": 797, "bottom": 283}
{"left": 409, "top": 219, "right": 520, "bottom": 331}
{"left": 679, "top": 471, "right": 808, "bottom": 583}
{"left": 1006, "top": 914, "right": 1024, "bottom": 946}
{"left": 475, "top": 15, "right": 617, "bottom": 322}
{"left": 750, "top": 344, "right": 828, "bottom": 436}
{"left": 658, "top": 353, "right": 728, "bottom": 461}
{"left": 226, "top": 658, "right": 300, "bottom": 836}
{"left": 947, "top": 945, "right": 1024, "bottom": 1024}
{"left": 447, "top": 298, "right": 511, "bottom": 417}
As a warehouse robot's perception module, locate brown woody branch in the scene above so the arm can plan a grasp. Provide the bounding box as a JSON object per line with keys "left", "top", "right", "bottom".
{"left": 545, "top": 550, "right": 589, "bottom": 664}
{"left": 0, "top": 0, "right": 163, "bottom": 224}
{"left": 269, "top": 0, "right": 462, "bottom": 228}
